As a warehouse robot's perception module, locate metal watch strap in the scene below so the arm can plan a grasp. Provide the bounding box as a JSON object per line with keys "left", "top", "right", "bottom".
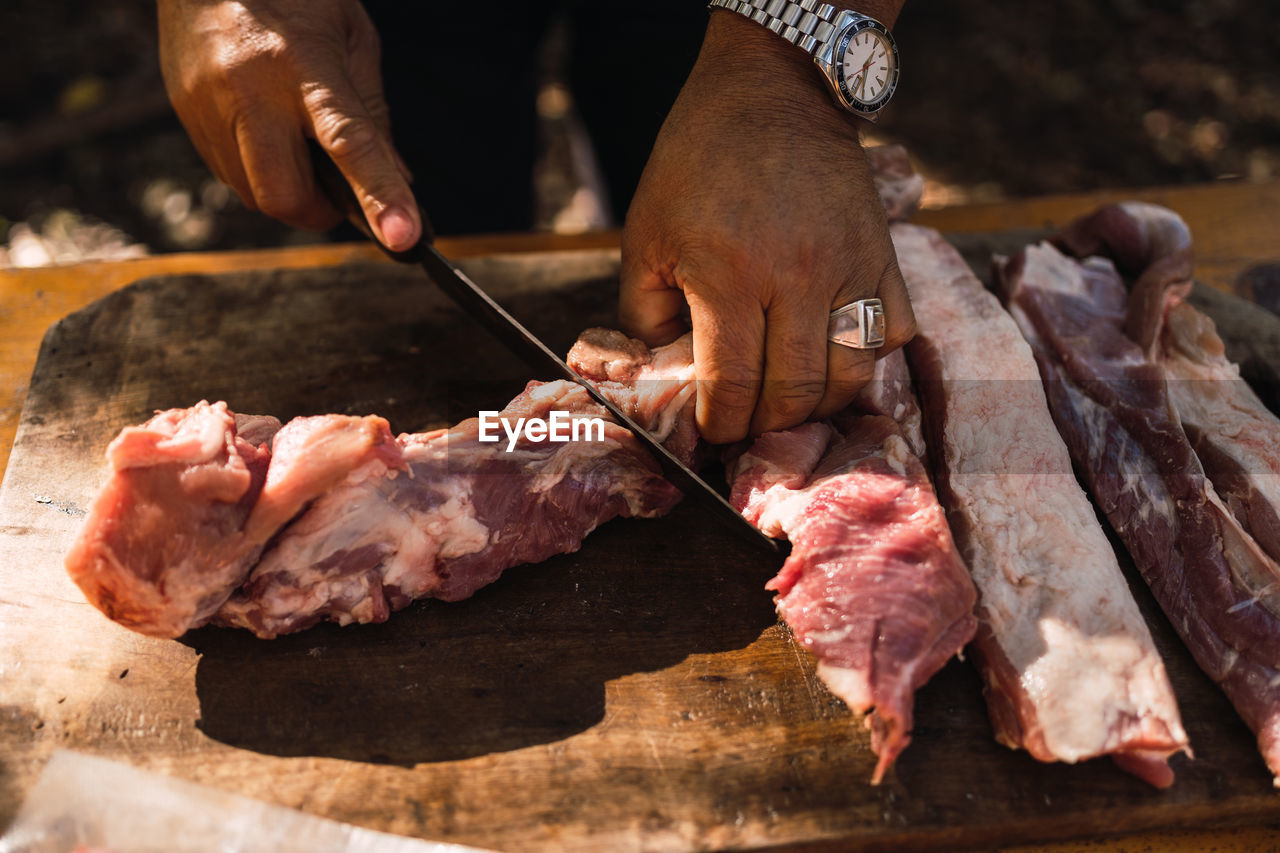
{"left": 707, "top": 0, "right": 839, "bottom": 56}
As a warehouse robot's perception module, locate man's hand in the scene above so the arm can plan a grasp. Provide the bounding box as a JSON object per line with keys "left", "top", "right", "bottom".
{"left": 620, "top": 9, "right": 914, "bottom": 444}
{"left": 157, "top": 0, "right": 420, "bottom": 250}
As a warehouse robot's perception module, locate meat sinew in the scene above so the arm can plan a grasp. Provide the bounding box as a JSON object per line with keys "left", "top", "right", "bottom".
{"left": 894, "top": 222, "right": 1190, "bottom": 786}
{"left": 997, "top": 202, "right": 1280, "bottom": 784}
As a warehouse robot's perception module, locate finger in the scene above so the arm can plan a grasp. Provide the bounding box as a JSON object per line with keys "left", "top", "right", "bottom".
{"left": 811, "top": 258, "right": 912, "bottom": 419}
{"left": 687, "top": 288, "right": 765, "bottom": 445}
{"left": 340, "top": 2, "right": 415, "bottom": 186}
{"left": 302, "top": 70, "right": 420, "bottom": 251}
{"left": 236, "top": 117, "right": 341, "bottom": 231}
{"left": 875, "top": 254, "right": 917, "bottom": 352}
{"left": 749, "top": 294, "right": 830, "bottom": 435}
{"left": 342, "top": 0, "right": 392, "bottom": 139}
{"left": 184, "top": 114, "right": 256, "bottom": 211}
{"left": 619, "top": 248, "right": 689, "bottom": 346}
{"left": 812, "top": 340, "right": 876, "bottom": 420}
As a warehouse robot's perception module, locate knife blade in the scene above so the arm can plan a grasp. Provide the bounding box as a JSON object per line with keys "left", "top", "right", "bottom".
{"left": 307, "top": 142, "right": 782, "bottom": 553}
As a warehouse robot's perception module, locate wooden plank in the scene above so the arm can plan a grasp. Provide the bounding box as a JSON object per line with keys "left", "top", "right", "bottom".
{"left": 0, "top": 231, "right": 622, "bottom": 483}
{"left": 3, "top": 252, "right": 1280, "bottom": 851}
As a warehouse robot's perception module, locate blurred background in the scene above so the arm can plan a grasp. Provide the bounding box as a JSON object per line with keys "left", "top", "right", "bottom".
{"left": 1, "top": 0, "right": 1276, "bottom": 268}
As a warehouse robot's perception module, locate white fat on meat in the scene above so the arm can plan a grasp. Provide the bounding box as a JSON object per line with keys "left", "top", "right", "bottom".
{"left": 894, "top": 222, "right": 1188, "bottom": 782}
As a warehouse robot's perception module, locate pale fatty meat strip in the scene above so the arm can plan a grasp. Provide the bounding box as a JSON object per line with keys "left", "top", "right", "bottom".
{"left": 894, "top": 222, "right": 1189, "bottom": 786}
{"left": 997, "top": 205, "right": 1280, "bottom": 784}
{"left": 730, "top": 383, "right": 977, "bottom": 784}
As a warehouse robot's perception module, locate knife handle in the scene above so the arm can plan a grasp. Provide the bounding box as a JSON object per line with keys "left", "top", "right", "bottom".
{"left": 306, "top": 138, "right": 435, "bottom": 261}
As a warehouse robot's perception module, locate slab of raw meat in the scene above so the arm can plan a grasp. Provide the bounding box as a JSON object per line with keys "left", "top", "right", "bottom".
{"left": 998, "top": 206, "right": 1280, "bottom": 783}
{"left": 730, "top": 405, "right": 976, "bottom": 783}
{"left": 216, "top": 379, "right": 681, "bottom": 637}
{"left": 65, "top": 402, "right": 275, "bottom": 637}
{"left": 1053, "top": 202, "right": 1280, "bottom": 563}
{"left": 894, "top": 222, "right": 1189, "bottom": 786}
{"left": 64, "top": 402, "right": 411, "bottom": 637}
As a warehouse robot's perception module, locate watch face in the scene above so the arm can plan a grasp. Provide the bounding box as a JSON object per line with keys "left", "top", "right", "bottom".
{"left": 834, "top": 20, "right": 899, "bottom": 114}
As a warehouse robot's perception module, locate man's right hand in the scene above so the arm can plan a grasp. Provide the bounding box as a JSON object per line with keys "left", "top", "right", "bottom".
{"left": 157, "top": 0, "right": 421, "bottom": 250}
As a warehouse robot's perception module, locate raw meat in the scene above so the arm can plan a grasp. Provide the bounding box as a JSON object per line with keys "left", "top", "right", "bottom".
{"left": 1054, "top": 202, "right": 1280, "bottom": 562}
{"left": 65, "top": 401, "right": 274, "bottom": 637}
{"left": 65, "top": 403, "right": 410, "bottom": 638}
{"left": 866, "top": 144, "right": 926, "bottom": 223}
{"left": 894, "top": 222, "right": 1189, "bottom": 785}
{"left": 67, "top": 333, "right": 694, "bottom": 639}
{"left": 729, "top": 396, "right": 976, "bottom": 783}
{"left": 217, "top": 378, "right": 681, "bottom": 638}
{"left": 997, "top": 204, "right": 1280, "bottom": 783}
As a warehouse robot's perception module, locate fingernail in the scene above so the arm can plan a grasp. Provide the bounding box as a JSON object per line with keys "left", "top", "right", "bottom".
{"left": 377, "top": 206, "right": 417, "bottom": 251}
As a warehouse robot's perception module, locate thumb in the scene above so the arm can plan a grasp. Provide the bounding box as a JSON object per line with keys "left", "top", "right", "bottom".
{"left": 301, "top": 67, "right": 420, "bottom": 251}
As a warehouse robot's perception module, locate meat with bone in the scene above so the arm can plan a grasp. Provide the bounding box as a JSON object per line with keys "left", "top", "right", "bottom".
{"left": 894, "top": 222, "right": 1189, "bottom": 786}
{"left": 729, "top": 368, "right": 977, "bottom": 783}
{"left": 997, "top": 204, "right": 1280, "bottom": 783}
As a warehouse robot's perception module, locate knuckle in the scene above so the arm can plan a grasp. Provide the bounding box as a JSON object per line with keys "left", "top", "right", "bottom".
{"left": 700, "top": 375, "right": 758, "bottom": 415}
{"left": 316, "top": 112, "right": 382, "bottom": 165}
{"left": 763, "top": 378, "right": 824, "bottom": 421}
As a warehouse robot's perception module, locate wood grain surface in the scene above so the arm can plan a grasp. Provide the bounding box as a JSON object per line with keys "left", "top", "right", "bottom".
{"left": 2, "top": 244, "right": 1280, "bottom": 851}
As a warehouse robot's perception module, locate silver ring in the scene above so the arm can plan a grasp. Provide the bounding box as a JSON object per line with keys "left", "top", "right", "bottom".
{"left": 828, "top": 298, "right": 886, "bottom": 349}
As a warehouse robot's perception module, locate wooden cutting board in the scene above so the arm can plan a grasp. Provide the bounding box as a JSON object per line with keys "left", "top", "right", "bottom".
{"left": 2, "top": 247, "right": 1278, "bottom": 852}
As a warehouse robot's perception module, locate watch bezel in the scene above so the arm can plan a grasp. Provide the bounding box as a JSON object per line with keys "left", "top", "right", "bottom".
{"left": 831, "top": 18, "right": 899, "bottom": 115}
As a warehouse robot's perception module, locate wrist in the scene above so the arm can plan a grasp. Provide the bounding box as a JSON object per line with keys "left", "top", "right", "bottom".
{"left": 700, "top": 1, "right": 902, "bottom": 127}
{"left": 700, "top": 11, "right": 854, "bottom": 128}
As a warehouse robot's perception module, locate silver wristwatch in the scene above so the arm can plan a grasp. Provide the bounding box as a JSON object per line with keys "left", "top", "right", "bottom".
{"left": 708, "top": 0, "right": 899, "bottom": 119}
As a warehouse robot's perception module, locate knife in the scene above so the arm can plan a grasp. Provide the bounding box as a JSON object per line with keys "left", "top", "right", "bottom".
{"left": 307, "top": 142, "right": 782, "bottom": 553}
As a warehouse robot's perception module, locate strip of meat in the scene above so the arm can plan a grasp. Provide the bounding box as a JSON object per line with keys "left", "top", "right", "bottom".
{"left": 216, "top": 379, "right": 681, "bottom": 638}
{"left": 1163, "top": 302, "right": 1280, "bottom": 564}
{"left": 65, "top": 331, "right": 696, "bottom": 639}
{"left": 894, "top": 222, "right": 1189, "bottom": 786}
{"left": 998, "top": 211, "right": 1280, "bottom": 784}
{"left": 1055, "top": 202, "right": 1280, "bottom": 564}
{"left": 730, "top": 406, "right": 976, "bottom": 784}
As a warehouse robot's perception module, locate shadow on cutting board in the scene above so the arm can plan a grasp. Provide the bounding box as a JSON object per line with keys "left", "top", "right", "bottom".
{"left": 181, "top": 512, "right": 780, "bottom": 765}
